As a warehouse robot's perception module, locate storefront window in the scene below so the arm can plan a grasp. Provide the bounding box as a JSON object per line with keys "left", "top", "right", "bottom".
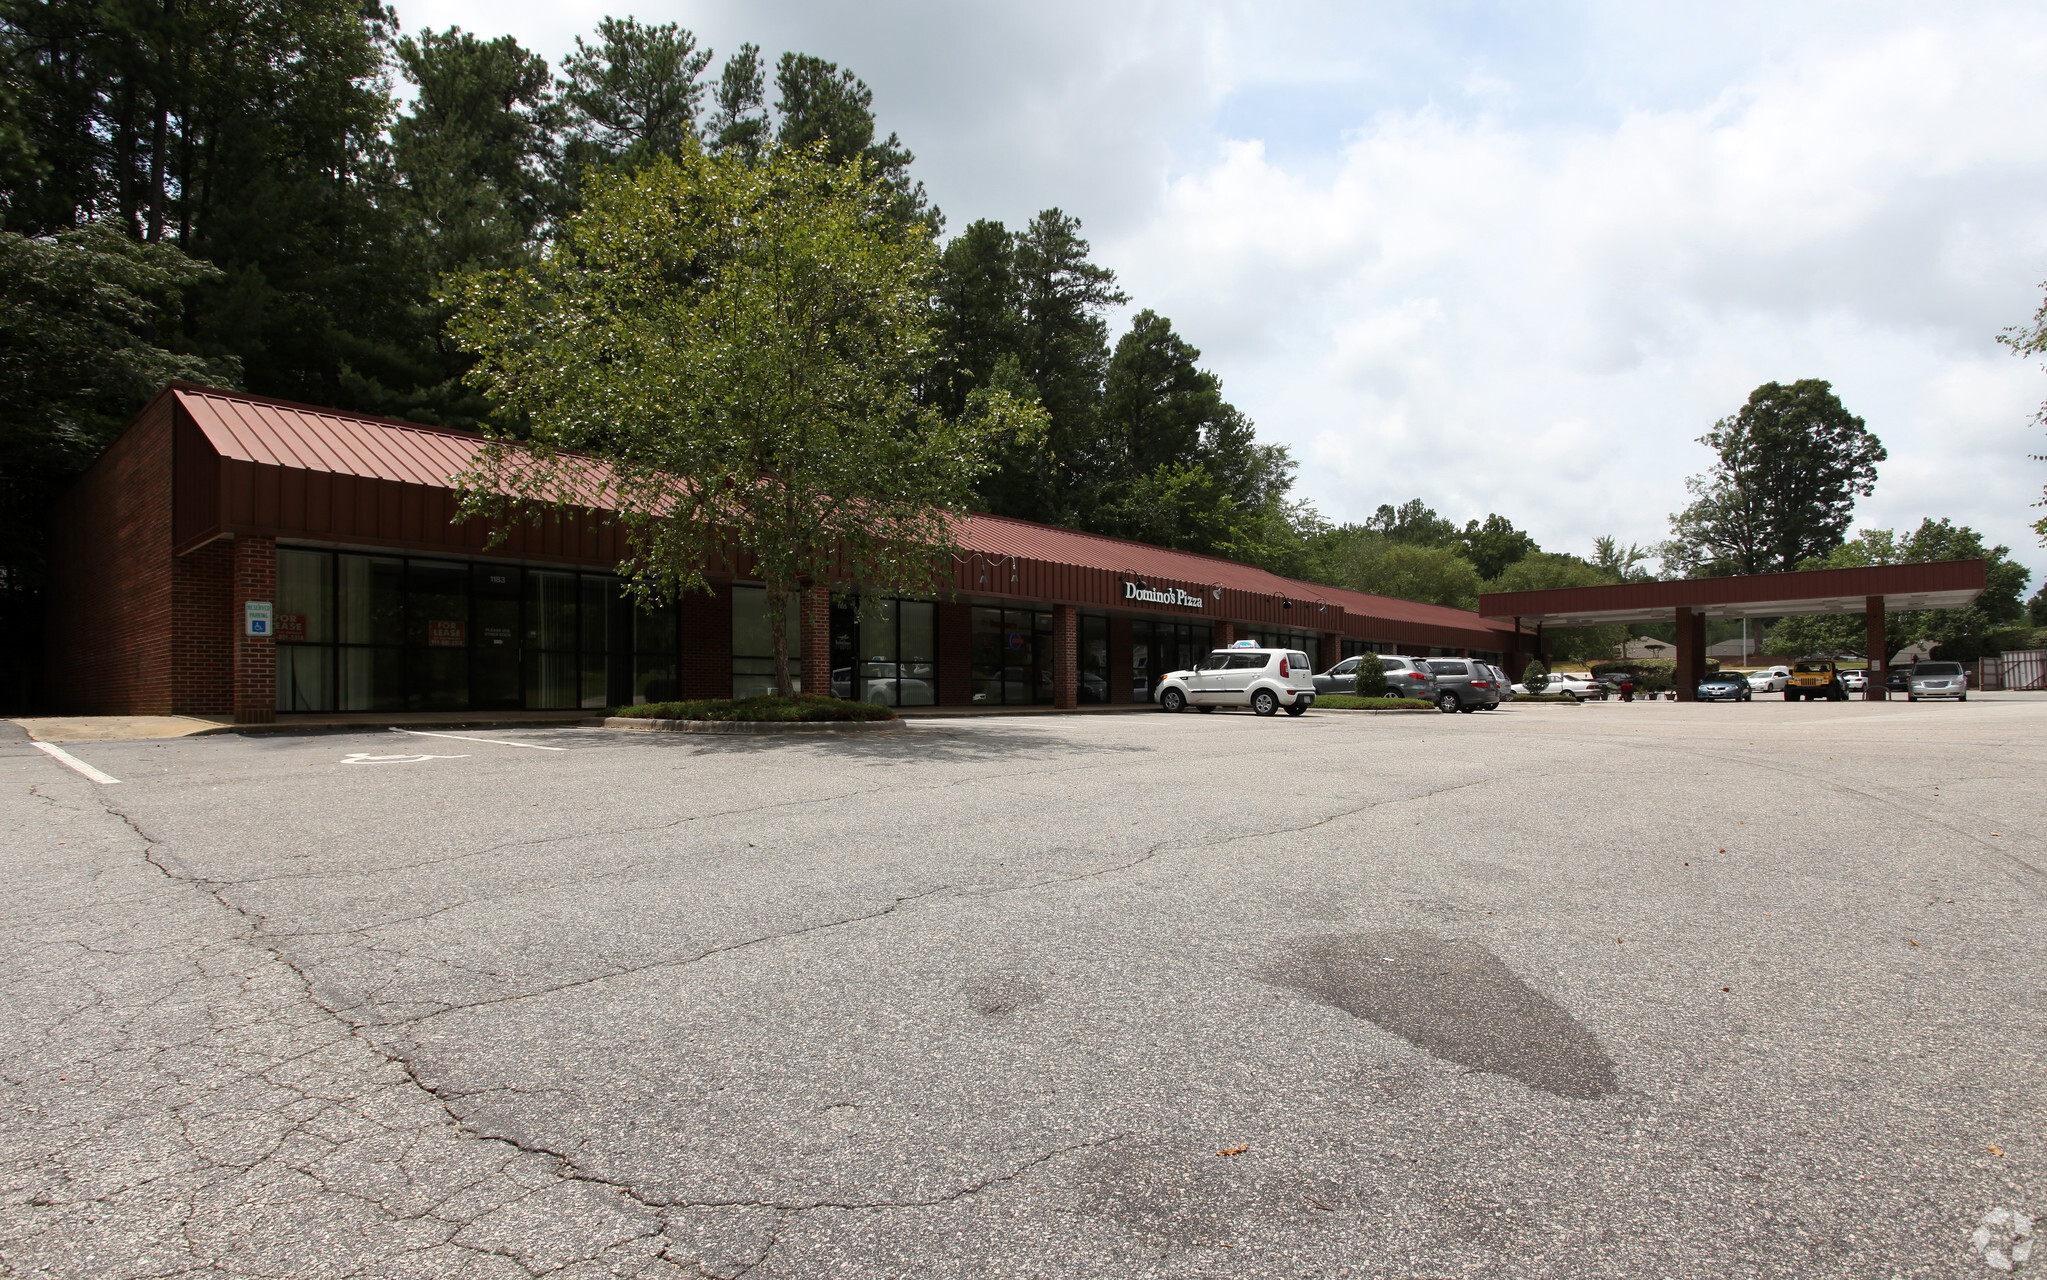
{"left": 1129, "top": 619, "right": 1212, "bottom": 702}
{"left": 274, "top": 548, "right": 672, "bottom": 714}
{"left": 731, "top": 585, "right": 799, "bottom": 697}
{"left": 1081, "top": 615, "right": 1108, "bottom": 703}
{"left": 972, "top": 607, "right": 1045, "bottom": 704}
{"left": 852, "top": 598, "right": 935, "bottom": 706}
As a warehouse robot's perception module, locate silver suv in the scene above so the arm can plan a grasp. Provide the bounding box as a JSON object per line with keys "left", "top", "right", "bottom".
{"left": 1157, "top": 646, "right": 1318, "bottom": 717}
{"left": 1424, "top": 658, "right": 1501, "bottom": 713}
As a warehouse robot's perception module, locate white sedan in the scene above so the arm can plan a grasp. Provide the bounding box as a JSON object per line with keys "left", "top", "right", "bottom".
{"left": 1514, "top": 672, "right": 1607, "bottom": 700}
{"left": 1746, "top": 666, "right": 1791, "bottom": 693}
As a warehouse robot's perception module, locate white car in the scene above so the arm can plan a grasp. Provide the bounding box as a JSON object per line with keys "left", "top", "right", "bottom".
{"left": 1906, "top": 661, "right": 1968, "bottom": 701}
{"left": 1746, "top": 666, "right": 1791, "bottom": 694}
{"left": 1520, "top": 671, "right": 1607, "bottom": 700}
{"left": 1156, "top": 645, "right": 1318, "bottom": 717}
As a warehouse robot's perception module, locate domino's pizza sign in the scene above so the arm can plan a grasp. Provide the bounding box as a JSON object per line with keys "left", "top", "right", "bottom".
{"left": 244, "top": 600, "right": 274, "bottom": 637}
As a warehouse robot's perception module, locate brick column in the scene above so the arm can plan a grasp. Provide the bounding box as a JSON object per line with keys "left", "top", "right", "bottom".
{"left": 801, "top": 586, "right": 831, "bottom": 698}
{"left": 1051, "top": 604, "right": 1078, "bottom": 709}
{"left": 1320, "top": 631, "right": 1342, "bottom": 673}
{"left": 1107, "top": 617, "right": 1134, "bottom": 704}
{"left": 1214, "top": 620, "right": 1236, "bottom": 648}
{"left": 1674, "top": 606, "right": 1707, "bottom": 701}
{"left": 1865, "top": 595, "right": 1887, "bottom": 700}
{"left": 231, "top": 535, "right": 277, "bottom": 723}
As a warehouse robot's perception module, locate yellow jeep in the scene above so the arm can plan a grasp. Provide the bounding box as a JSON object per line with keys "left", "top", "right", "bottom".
{"left": 1787, "top": 658, "right": 1847, "bottom": 702}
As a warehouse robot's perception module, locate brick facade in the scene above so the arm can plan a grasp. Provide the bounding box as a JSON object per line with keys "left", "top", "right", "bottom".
{"left": 677, "top": 582, "right": 733, "bottom": 699}
{"left": 46, "top": 397, "right": 175, "bottom": 715}
{"left": 1051, "top": 604, "right": 1078, "bottom": 710}
{"left": 172, "top": 538, "right": 232, "bottom": 715}
{"left": 1107, "top": 617, "right": 1134, "bottom": 704}
{"left": 231, "top": 535, "right": 277, "bottom": 723}
{"left": 801, "top": 587, "right": 830, "bottom": 699}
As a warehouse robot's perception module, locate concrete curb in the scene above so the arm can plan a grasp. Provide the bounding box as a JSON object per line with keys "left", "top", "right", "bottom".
{"left": 1313, "top": 707, "right": 1439, "bottom": 716}
{"left": 595, "top": 716, "right": 904, "bottom": 735}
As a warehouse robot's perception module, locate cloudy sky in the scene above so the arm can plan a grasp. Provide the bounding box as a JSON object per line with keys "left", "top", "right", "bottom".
{"left": 406, "top": 0, "right": 2047, "bottom": 588}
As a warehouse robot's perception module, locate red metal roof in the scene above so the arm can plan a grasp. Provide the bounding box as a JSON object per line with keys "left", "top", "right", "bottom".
{"left": 170, "top": 385, "right": 1519, "bottom": 643}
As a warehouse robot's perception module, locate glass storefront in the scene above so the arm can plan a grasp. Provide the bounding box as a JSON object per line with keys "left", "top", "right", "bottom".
{"left": 972, "top": 607, "right": 1049, "bottom": 704}
{"left": 731, "top": 585, "right": 801, "bottom": 697}
{"left": 828, "top": 596, "right": 936, "bottom": 706}
{"left": 1241, "top": 627, "right": 1325, "bottom": 670}
{"left": 275, "top": 547, "right": 676, "bottom": 712}
{"left": 1130, "top": 618, "right": 1211, "bottom": 703}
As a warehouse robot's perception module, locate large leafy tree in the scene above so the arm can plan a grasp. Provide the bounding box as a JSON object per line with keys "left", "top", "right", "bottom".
{"left": 1486, "top": 552, "right": 1626, "bottom": 663}
{"left": 1457, "top": 513, "right": 1536, "bottom": 579}
{"left": 1765, "top": 520, "right": 2032, "bottom": 661}
{"left": 1664, "top": 379, "right": 1886, "bottom": 575}
{"left": 0, "top": 220, "right": 239, "bottom": 587}
{"left": 447, "top": 144, "right": 1042, "bottom": 696}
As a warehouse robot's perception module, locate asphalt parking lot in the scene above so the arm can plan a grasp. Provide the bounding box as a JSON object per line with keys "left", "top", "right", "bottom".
{"left": 2, "top": 698, "right": 2041, "bottom": 1279}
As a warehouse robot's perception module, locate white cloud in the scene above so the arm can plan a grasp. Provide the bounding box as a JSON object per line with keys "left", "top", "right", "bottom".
{"left": 1101, "top": 10, "right": 2047, "bottom": 584}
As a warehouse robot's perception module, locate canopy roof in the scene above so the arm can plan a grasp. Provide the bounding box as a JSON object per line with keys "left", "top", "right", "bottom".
{"left": 1478, "top": 560, "right": 1987, "bottom": 627}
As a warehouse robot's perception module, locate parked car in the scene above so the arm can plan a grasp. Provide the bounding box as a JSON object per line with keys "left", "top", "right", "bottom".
{"left": 1787, "top": 659, "right": 1848, "bottom": 702}
{"left": 1695, "top": 671, "right": 1753, "bottom": 702}
{"left": 1747, "top": 666, "right": 1792, "bottom": 694}
{"left": 1377, "top": 656, "right": 1440, "bottom": 701}
{"left": 1524, "top": 671, "right": 1607, "bottom": 700}
{"left": 1156, "top": 646, "right": 1318, "bottom": 717}
{"left": 1423, "top": 658, "right": 1499, "bottom": 714}
{"left": 1886, "top": 665, "right": 1913, "bottom": 694}
{"left": 1314, "top": 655, "right": 1367, "bottom": 694}
{"left": 1907, "top": 661, "right": 1969, "bottom": 701}
{"left": 1838, "top": 668, "right": 1868, "bottom": 693}
{"left": 1484, "top": 663, "right": 1515, "bottom": 705}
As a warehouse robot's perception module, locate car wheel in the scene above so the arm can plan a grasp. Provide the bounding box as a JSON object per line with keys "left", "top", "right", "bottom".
{"left": 1437, "top": 693, "right": 1460, "bottom": 714}
{"left": 1959, "top": 693, "right": 1968, "bottom": 702}
{"left": 1907, "top": 693, "right": 1917, "bottom": 702}
{"left": 1159, "top": 688, "right": 1186, "bottom": 713}
{"left": 1252, "top": 690, "right": 1279, "bottom": 717}
{"left": 1284, "top": 702, "right": 1307, "bottom": 717}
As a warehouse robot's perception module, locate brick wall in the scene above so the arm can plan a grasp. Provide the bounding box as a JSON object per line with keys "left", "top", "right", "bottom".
{"left": 45, "top": 399, "right": 174, "bottom": 714}
{"left": 678, "top": 582, "right": 732, "bottom": 698}
{"left": 1051, "top": 605, "right": 1078, "bottom": 709}
{"left": 801, "top": 587, "right": 830, "bottom": 698}
{"left": 937, "top": 602, "right": 971, "bottom": 704}
{"left": 172, "top": 539, "right": 232, "bottom": 715}
{"left": 231, "top": 535, "right": 277, "bottom": 723}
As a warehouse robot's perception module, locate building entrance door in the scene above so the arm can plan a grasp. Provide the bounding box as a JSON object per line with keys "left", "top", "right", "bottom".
{"left": 472, "top": 597, "right": 521, "bottom": 708}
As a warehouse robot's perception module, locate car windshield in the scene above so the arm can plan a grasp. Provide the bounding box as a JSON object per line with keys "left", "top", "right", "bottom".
{"left": 1795, "top": 662, "right": 1832, "bottom": 673}
{"left": 1915, "top": 663, "right": 1964, "bottom": 676}
{"left": 1702, "top": 675, "right": 1740, "bottom": 684}
{"left": 1380, "top": 659, "right": 1407, "bottom": 672}
{"left": 1428, "top": 661, "right": 1468, "bottom": 676}
{"left": 1227, "top": 653, "right": 1270, "bottom": 669}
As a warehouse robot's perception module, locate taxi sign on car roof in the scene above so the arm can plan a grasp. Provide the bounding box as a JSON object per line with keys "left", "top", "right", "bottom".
{"left": 1231, "top": 639, "right": 1260, "bottom": 647}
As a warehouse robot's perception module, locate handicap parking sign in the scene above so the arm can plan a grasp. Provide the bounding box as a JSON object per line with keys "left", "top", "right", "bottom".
{"left": 244, "top": 600, "right": 273, "bottom": 637}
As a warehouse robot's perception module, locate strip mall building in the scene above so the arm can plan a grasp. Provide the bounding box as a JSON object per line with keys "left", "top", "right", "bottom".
{"left": 46, "top": 385, "right": 1536, "bottom": 722}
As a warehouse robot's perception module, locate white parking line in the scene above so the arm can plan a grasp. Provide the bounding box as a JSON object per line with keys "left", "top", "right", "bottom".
{"left": 32, "top": 740, "right": 121, "bottom": 784}
{"left": 390, "top": 728, "right": 567, "bottom": 751}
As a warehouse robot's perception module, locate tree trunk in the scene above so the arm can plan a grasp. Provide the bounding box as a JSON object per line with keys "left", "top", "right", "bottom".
{"left": 768, "top": 583, "right": 792, "bottom": 697}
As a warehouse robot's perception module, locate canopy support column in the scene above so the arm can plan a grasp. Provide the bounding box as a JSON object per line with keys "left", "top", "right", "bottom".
{"left": 1052, "top": 603, "right": 1078, "bottom": 710}
{"left": 1674, "top": 606, "right": 1705, "bottom": 701}
{"left": 1865, "top": 595, "right": 1887, "bottom": 700}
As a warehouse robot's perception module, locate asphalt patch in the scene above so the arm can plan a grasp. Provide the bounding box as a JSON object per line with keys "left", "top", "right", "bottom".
{"left": 1262, "top": 929, "right": 1619, "bottom": 1099}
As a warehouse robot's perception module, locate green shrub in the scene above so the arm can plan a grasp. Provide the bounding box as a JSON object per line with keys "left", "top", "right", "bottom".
{"left": 609, "top": 694, "right": 897, "bottom": 722}
{"left": 1589, "top": 660, "right": 1675, "bottom": 693}
{"left": 1315, "top": 694, "right": 1434, "bottom": 710}
{"left": 1350, "top": 654, "right": 1391, "bottom": 698}
{"left": 1522, "top": 661, "right": 1550, "bottom": 694}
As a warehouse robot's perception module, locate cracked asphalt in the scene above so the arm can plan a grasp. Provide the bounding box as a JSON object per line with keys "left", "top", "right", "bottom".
{"left": 2, "top": 698, "right": 2041, "bottom": 1278}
